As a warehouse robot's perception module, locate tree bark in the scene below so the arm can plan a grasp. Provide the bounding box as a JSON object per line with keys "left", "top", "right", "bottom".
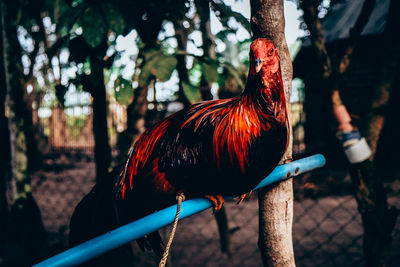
{"left": 0, "top": 2, "right": 11, "bottom": 252}
{"left": 1, "top": 3, "right": 40, "bottom": 174}
{"left": 173, "top": 20, "right": 191, "bottom": 107}
{"left": 1, "top": 0, "right": 33, "bottom": 206}
{"left": 1, "top": 1, "right": 46, "bottom": 265}
{"left": 195, "top": 0, "right": 215, "bottom": 101}
{"left": 127, "top": 84, "right": 148, "bottom": 136}
{"left": 89, "top": 55, "right": 111, "bottom": 182}
{"left": 250, "top": 0, "right": 295, "bottom": 266}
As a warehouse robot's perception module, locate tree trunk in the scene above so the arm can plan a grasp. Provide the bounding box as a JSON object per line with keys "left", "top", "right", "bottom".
{"left": 1, "top": 0, "right": 32, "bottom": 207}
{"left": 174, "top": 20, "right": 191, "bottom": 107}
{"left": 117, "top": 84, "right": 149, "bottom": 163}
{"left": 1, "top": 1, "right": 46, "bottom": 265}
{"left": 195, "top": 0, "right": 215, "bottom": 101}
{"left": 90, "top": 55, "right": 111, "bottom": 182}
{"left": 349, "top": 160, "right": 397, "bottom": 267}
{"left": 0, "top": 5, "right": 40, "bottom": 175}
{"left": 0, "top": 3, "right": 11, "bottom": 252}
{"left": 250, "top": 0, "right": 295, "bottom": 266}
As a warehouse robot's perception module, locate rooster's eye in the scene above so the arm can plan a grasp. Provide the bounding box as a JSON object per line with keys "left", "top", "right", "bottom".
{"left": 270, "top": 48, "right": 274, "bottom": 53}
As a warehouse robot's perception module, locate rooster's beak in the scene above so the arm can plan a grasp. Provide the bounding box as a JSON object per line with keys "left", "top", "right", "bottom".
{"left": 255, "top": 58, "right": 263, "bottom": 73}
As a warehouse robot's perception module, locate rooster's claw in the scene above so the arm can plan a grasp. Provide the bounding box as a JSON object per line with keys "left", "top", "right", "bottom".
{"left": 205, "top": 195, "right": 224, "bottom": 213}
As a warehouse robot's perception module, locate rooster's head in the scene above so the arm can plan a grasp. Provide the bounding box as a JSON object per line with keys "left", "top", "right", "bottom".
{"left": 249, "top": 39, "right": 280, "bottom": 78}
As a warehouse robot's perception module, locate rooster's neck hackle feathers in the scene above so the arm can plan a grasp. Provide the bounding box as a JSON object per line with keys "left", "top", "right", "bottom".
{"left": 243, "top": 39, "right": 287, "bottom": 127}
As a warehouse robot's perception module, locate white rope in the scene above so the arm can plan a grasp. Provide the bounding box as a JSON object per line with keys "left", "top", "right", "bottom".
{"left": 159, "top": 193, "right": 185, "bottom": 267}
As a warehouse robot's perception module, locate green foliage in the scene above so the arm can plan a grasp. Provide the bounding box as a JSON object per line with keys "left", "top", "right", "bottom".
{"left": 102, "top": 2, "right": 125, "bottom": 36}
{"left": 43, "top": 0, "right": 71, "bottom": 23}
{"left": 215, "top": 28, "right": 237, "bottom": 40}
{"left": 182, "top": 81, "right": 202, "bottom": 104}
{"left": 56, "top": 1, "right": 86, "bottom": 36}
{"left": 218, "top": 63, "right": 245, "bottom": 92}
{"left": 189, "top": 63, "right": 202, "bottom": 86}
{"left": 289, "top": 40, "right": 303, "bottom": 60}
{"left": 139, "top": 49, "right": 177, "bottom": 85}
{"left": 189, "top": 58, "right": 221, "bottom": 90}
{"left": 80, "top": 7, "right": 107, "bottom": 47}
{"left": 156, "top": 56, "right": 178, "bottom": 81}
{"left": 163, "top": 0, "right": 190, "bottom": 23}
{"left": 214, "top": 36, "right": 250, "bottom": 95}
{"left": 238, "top": 38, "right": 252, "bottom": 66}
{"left": 23, "top": 0, "right": 256, "bottom": 117}
{"left": 200, "top": 60, "right": 219, "bottom": 84}
{"left": 65, "top": 112, "right": 87, "bottom": 137}
{"left": 114, "top": 77, "right": 133, "bottom": 105}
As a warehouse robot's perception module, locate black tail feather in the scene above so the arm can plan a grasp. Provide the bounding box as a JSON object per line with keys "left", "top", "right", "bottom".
{"left": 69, "top": 166, "right": 165, "bottom": 266}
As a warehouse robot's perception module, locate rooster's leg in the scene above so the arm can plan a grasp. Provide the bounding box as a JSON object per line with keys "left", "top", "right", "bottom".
{"left": 205, "top": 195, "right": 224, "bottom": 212}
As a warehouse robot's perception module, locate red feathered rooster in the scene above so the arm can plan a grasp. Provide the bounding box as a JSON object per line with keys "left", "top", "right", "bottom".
{"left": 70, "top": 38, "right": 288, "bottom": 261}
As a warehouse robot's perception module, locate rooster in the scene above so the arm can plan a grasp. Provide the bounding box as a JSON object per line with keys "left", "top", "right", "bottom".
{"left": 70, "top": 38, "right": 288, "bottom": 260}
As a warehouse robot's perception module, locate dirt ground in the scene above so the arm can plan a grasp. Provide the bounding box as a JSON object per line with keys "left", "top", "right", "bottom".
{"left": 30, "top": 153, "right": 400, "bottom": 266}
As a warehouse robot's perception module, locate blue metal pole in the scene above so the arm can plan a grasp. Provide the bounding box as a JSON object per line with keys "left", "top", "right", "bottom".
{"left": 33, "top": 154, "right": 326, "bottom": 267}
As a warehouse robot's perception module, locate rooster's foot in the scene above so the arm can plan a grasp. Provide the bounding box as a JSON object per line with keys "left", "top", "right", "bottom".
{"left": 205, "top": 194, "right": 224, "bottom": 213}
{"left": 235, "top": 193, "right": 249, "bottom": 204}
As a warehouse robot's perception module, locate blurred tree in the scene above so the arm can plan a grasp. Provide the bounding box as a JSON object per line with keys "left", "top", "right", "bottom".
{"left": 250, "top": 0, "right": 295, "bottom": 266}
{"left": 0, "top": 0, "right": 304, "bottom": 265}
{"left": 4, "top": 0, "right": 43, "bottom": 173}
{"left": 0, "top": 0, "right": 46, "bottom": 265}
{"left": 0, "top": 1, "right": 11, "bottom": 255}
{"left": 60, "top": 1, "right": 116, "bottom": 181}
{"left": 195, "top": 0, "right": 216, "bottom": 100}
{"left": 217, "top": 39, "right": 249, "bottom": 99}
{"left": 117, "top": 0, "right": 251, "bottom": 151}
{"left": 174, "top": 19, "right": 196, "bottom": 106}
{"left": 116, "top": 0, "right": 186, "bottom": 161}
{"left": 299, "top": 0, "right": 399, "bottom": 265}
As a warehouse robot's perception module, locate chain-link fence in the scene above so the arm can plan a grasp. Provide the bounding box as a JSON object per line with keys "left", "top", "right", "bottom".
{"left": 30, "top": 153, "right": 400, "bottom": 266}
{"left": 28, "top": 99, "right": 400, "bottom": 266}
{"left": 33, "top": 100, "right": 126, "bottom": 153}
